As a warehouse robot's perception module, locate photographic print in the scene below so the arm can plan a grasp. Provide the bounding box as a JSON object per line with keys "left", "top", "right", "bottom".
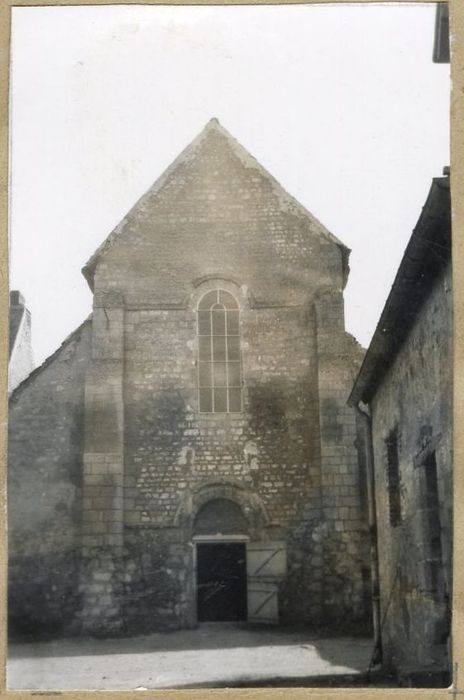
{"left": 6, "top": 2, "right": 452, "bottom": 691}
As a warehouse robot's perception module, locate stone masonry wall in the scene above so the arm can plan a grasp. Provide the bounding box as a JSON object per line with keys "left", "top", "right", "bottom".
{"left": 8, "top": 321, "right": 92, "bottom": 637}
{"left": 92, "top": 124, "right": 346, "bottom": 307}
{"left": 123, "top": 301, "right": 317, "bottom": 529}
{"left": 78, "top": 293, "right": 125, "bottom": 634}
{"left": 313, "top": 289, "right": 370, "bottom": 629}
{"left": 115, "top": 289, "right": 369, "bottom": 632}
{"left": 371, "top": 264, "right": 452, "bottom": 675}
{"left": 120, "top": 296, "right": 326, "bottom": 629}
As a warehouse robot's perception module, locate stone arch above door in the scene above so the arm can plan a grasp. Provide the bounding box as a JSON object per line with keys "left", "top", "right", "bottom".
{"left": 175, "top": 480, "right": 270, "bottom": 540}
{"left": 193, "top": 498, "right": 248, "bottom": 537}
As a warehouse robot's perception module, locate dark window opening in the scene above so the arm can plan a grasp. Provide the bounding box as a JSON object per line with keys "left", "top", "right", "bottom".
{"left": 423, "top": 451, "right": 444, "bottom": 597}
{"left": 386, "top": 429, "right": 401, "bottom": 527}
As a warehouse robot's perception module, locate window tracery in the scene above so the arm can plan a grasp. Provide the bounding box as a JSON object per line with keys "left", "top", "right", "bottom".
{"left": 197, "top": 290, "right": 241, "bottom": 413}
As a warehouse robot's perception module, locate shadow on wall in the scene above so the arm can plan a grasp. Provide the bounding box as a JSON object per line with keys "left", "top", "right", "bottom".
{"left": 8, "top": 548, "right": 81, "bottom": 641}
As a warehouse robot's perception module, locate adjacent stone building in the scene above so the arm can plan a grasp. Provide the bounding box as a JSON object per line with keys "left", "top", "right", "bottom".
{"left": 9, "top": 119, "right": 369, "bottom": 637}
{"left": 349, "top": 172, "right": 452, "bottom": 683}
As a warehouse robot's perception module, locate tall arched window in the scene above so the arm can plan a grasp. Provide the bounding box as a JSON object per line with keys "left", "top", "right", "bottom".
{"left": 197, "top": 290, "right": 241, "bottom": 413}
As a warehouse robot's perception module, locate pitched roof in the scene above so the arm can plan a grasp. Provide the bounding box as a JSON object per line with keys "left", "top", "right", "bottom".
{"left": 82, "top": 118, "right": 349, "bottom": 290}
{"left": 9, "top": 317, "right": 92, "bottom": 403}
{"left": 348, "top": 174, "right": 451, "bottom": 407}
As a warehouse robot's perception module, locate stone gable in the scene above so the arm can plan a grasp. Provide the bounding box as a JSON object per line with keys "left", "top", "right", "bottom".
{"left": 84, "top": 119, "right": 349, "bottom": 306}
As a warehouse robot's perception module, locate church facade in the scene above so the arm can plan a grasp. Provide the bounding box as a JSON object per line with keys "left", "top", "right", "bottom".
{"left": 9, "top": 120, "right": 369, "bottom": 636}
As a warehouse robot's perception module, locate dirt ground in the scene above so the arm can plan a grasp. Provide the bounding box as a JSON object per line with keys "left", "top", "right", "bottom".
{"left": 7, "top": 623, "right": 378, "bottom": 690}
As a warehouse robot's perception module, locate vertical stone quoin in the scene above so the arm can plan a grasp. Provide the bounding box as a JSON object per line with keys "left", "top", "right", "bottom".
{"left": 79, "top": 290, "right": 125, "bottom": 633}
{"left": 314, "top": 286, "right": 369, "bottom": 623}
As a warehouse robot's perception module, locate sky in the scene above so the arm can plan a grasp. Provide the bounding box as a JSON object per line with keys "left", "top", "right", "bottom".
{"left": 10, "top": 3, "right": 450, "bottom": 367}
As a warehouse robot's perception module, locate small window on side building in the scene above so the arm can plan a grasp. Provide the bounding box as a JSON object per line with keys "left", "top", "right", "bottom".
{"left": 423, "top": 450, "right": 444, "bottom": 597}
{"left": 386, "top": 429, "right": 402, "bottom": 527}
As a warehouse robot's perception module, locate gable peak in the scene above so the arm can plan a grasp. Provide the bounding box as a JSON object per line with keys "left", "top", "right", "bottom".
{"left": 191, "top": 117, "right": 239, "bottom": 146}
{"left": 82, "top": 119, "right": 349, "bottom": 289}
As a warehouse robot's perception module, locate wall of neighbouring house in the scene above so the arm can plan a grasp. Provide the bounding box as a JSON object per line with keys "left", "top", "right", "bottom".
{"left": 370, "top": 263, "right": 452, "bottom": 676}
{"left": 8, "top": 321, "right": 91, "bottom": 637}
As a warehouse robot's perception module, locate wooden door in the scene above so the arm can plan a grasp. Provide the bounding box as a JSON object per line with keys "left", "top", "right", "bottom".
{"left": 246, "top": 542, "right": 286, "bottom": 624}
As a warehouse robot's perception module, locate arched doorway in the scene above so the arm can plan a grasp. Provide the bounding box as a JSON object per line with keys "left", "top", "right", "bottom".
{"left": 193, "top": 498, "right": 248, "bottom": 622}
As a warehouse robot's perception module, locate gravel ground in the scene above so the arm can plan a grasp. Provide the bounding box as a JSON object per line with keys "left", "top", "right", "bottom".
{"left": 8, "top": 623, "right": 375, "bottom": 690}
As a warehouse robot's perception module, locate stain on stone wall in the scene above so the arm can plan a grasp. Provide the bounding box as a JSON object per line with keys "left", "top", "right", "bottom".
{"left": 8, "top": 321, "right": 92, "bottom": 637}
